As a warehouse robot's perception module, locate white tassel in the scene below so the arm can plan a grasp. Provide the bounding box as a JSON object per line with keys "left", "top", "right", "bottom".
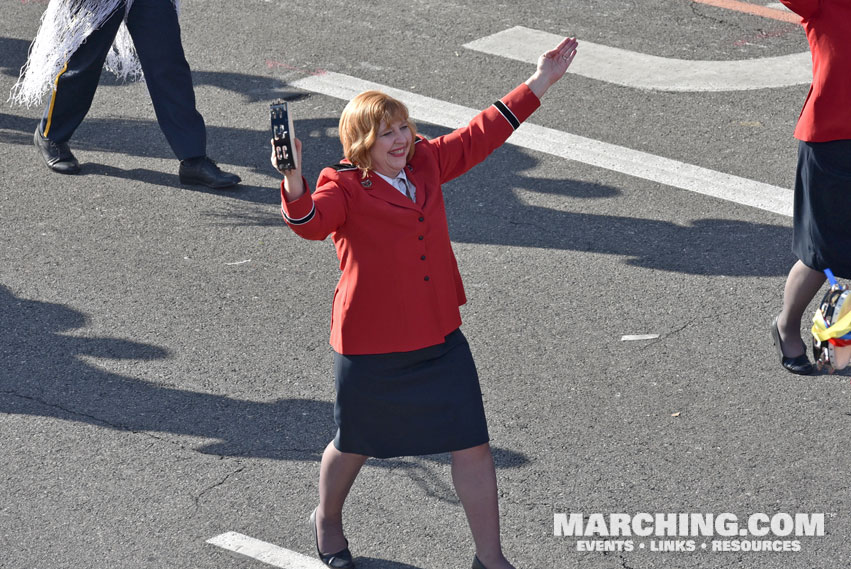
{"left": 9, "top": 0, "right": 180, "bottom": 107}
{"left": 104, "top": 22, "right": 143, "bottom": 82}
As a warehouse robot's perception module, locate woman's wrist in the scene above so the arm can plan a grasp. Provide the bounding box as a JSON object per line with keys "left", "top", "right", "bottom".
{"left": 283, "top": 173, "right": 306, "bottom": 201}
{"left": 525, "top": 72, "right": 552, "bottom": 99}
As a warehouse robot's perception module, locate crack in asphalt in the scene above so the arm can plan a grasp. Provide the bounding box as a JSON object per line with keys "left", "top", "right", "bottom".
{"left": 193, "top": 464, "right": 247, "bottom": 511}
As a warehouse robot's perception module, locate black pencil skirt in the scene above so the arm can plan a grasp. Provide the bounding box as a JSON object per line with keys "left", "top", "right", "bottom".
{"left": 332, "top": 328, "right": 489, "bottom": 458}
{"left": 792, "top": 139, "right": 851, "bottom": 278}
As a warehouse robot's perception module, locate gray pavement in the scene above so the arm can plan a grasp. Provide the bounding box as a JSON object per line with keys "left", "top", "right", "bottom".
{"left": 1, "top": 1, "right": 849, "bottom": 568}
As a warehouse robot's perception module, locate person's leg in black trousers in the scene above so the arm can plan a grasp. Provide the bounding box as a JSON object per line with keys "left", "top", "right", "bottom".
{"left": 34, "top": 6, "right": 125, "bottom": 173}
{"left": 127, "top": 0, "right": 240, "bottom": 188}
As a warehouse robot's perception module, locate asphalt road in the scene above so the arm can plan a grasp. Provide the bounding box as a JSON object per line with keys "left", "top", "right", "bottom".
{"left": 1, "top": 1, "right": 849, "bottom": 568}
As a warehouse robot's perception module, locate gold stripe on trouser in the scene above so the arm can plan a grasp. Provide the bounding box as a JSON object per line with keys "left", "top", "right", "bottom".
{"left": 43, "top": 61, "right": 70, "bottom": 138}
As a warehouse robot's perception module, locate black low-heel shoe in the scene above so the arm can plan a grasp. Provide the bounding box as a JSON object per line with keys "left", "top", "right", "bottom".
{"left": 771, "top": 316, "right": 814, "bottom": 375}
{"left": 310, "top": 508, "right": 355, "bottom": 569}
{"left": 178, "top": 156, "right": 240, "bottom": 189}
{"left": 33, "top": 128, "right": 80, "bottom": 174}
{"left": 472, "top": 555, "right": 488, "bottom": 569}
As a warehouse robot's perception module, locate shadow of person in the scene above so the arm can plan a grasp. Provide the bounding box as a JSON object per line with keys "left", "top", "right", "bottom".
{"left": 0, "top": 36, "right": 31, "bottom": 79}
{"left": 446, "top": 199, "right": 794, "bottom": 277}
{"left": 0, "top": 285, "right": 529, "bottom": 494}
{"left": 191, "top": 69, "right": 312, "bottom": 104}
{"left": 0, "top": 284, "right": 332, "bottom": 461}
{"left": 80, "top": 163, "right": 278, "bottom": 198}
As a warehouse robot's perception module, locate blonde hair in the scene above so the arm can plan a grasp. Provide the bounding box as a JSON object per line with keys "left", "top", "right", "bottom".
{"left": 339, "top": 90, "right": 417, "bottom": 177}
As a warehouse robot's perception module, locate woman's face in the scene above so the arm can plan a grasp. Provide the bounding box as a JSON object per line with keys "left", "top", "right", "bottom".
{"left": 368, "top": 119, "right": 413, "bottom": 177}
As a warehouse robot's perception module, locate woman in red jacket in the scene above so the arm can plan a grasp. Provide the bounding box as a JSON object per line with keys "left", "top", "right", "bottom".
{"left": 271, "top": 37, "right": 578, "bottom": 569}
{"left": 772, "top": 0, "right": 851, "bottom": 374}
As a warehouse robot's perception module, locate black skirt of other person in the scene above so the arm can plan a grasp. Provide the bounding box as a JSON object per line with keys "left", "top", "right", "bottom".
{"left": 792, "top": 139, "right": 851, "bottom": 278}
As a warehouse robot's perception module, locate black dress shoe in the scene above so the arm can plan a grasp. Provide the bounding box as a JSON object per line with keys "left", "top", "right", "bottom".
{"left": 33, "top": 129, "right": 80, "bottom": 174}
{"left": 178, "top": 156, "right": 240, "bottom": 189}
{"left": 771, "top": 316, "right": 813, "bottom": 375}
{"left": 310, "top": 508, "right": 355, "bottom": 569}
{"left": 472, "top": 555, "right": 488, "bottom": 569}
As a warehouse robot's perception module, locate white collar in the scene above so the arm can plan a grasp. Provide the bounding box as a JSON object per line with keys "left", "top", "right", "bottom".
{"left": 374, "top": 170, "right": 414, "bottom": 198}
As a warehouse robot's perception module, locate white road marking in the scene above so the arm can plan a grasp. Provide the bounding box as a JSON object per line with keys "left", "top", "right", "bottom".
{"left": 621, "top": 334, "right": 661, "bottom": 341}
{"left": 291, "top": 72, "right": 792, "bottom": 217}
{"left": 463, "top": 26, "right": 811, "bottom": 92}
{"left": 207, "top": 532, "right": 327, "bottom": 568}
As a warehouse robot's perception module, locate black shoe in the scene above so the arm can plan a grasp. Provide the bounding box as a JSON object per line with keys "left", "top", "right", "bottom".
{"left": 178, "top": 156, "right": 240, "bottom": 189}
{"left": 771, "top": 316, "right": 813, "bottom": 375}
{"left": 310, "top": 507, "right": 355, "bottom": 569}
{"left": 472, "top": 555, "right": 488, "bottom": 569}
{"left": 33, "top": 129, "right": 80, "bottom": 174}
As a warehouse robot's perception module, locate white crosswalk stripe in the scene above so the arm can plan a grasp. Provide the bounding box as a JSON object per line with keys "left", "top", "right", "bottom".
{"left": 463, "top": 26, "right": 811, "bottom": 92}
{"left": 207, "top": 532, "right": 327, "bottom": 568}
{"left": 292, "top": 71, "right": 793, "bottom": 217}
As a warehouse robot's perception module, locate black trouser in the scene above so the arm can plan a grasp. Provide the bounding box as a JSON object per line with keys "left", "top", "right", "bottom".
{"left": 39, "top": 0, "right": 206, "bottom": 160}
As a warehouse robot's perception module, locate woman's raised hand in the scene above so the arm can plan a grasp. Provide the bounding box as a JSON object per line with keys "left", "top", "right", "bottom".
{"left": 525, "top": 37, "right": 579, "bottom": 99}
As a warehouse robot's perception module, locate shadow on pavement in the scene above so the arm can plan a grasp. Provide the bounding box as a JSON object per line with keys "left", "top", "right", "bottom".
{"left": 0, "top": 285, "right": 528, "bottom": 501}
{"left": 0, "top": 36, "right": 30, "bottom": 79}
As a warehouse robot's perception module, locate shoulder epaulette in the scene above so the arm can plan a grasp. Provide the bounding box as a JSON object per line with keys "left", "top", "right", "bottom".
{"left": 329, "top": 162, "right": 358, "bottom": 172}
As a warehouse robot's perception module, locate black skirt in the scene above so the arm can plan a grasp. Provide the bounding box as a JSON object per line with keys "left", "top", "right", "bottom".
{"left": 792, "top": 139, "right": 851, "bottom": 278}
{"left": 332, "top": 328, "right": 489, "bottom": 458}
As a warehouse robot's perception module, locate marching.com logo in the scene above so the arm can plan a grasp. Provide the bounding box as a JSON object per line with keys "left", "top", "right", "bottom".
{"left": 554, "top": 512, "right": 826, "bottom": 553}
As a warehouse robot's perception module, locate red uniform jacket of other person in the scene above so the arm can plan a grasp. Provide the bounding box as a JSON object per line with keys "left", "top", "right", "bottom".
{"left": 281, "top": 84, "right": 541, "bottom": 354}
{"left": 779, "top": 0, "right": 851, "bottom": 142}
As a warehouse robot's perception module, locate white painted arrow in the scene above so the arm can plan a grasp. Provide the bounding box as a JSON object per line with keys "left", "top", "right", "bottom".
{"left": 463, "top": 26, "right": 811, "bottom": 92}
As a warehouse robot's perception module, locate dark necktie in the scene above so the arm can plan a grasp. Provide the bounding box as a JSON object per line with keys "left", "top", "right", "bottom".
{"left": 401, "top": 178, "right": 414, "bottom": 202}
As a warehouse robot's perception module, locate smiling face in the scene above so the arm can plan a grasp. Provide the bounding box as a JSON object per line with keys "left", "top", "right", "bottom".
{"left": 368, "top": 120, "right": 413, "bottom": 177}
{"left": 339, "top": 90, "right": 418, "bottom": 178}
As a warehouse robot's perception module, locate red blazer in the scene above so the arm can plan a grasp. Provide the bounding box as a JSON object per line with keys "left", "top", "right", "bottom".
{"left": 282, "top": 83, "right": 540, "bottom": 354}
{"left": 780, "top": 0, "right": 851, "bottom": 142}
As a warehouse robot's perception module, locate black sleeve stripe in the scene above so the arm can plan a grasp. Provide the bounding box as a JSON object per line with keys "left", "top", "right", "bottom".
{"left": 493, "top": 99, "right": 520, "bottom": 130}
{"left": 282, "top": 202, "right": 316, "bottom": 225}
